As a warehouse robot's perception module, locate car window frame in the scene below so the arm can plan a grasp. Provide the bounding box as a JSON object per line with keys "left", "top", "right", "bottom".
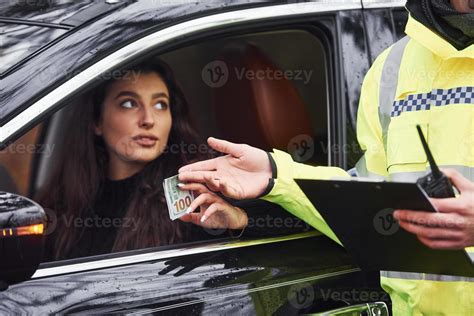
{"left": 33, "top": 27, "right": 335, "bottom": 273}
{"left": 34, "top": 231, "right": 321, "bottom": 279}
{"left": 2, "top": 1, "right": 373, "bottom": 280}
{"left": 361, "top": 0, "right": 406, "bottom": 9}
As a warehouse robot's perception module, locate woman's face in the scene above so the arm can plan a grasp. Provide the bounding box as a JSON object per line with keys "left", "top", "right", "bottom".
{"left": 95, "top": 71, "right": 172, "bottom": 170}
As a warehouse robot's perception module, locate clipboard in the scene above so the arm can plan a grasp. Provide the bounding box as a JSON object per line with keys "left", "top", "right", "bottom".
{"left": 295, "top": 179, "right": 474, "bottom": 277}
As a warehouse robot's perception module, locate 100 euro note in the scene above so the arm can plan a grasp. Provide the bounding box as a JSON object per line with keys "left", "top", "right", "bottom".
{"left": 163, "top": 175, "right": 194, "bottom": 220}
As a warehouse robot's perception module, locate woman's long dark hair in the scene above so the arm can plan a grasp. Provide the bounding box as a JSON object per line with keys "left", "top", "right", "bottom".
{"left": 36, "top": 59, "right": 207, "bottom": 260}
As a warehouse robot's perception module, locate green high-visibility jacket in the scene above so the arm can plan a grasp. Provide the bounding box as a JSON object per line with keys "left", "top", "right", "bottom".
{"left": 262, "top": 14, "right": 474, "bottom": 316}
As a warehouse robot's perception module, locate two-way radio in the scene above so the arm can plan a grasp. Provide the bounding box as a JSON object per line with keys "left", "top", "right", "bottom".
{"left": 415, "top": 125, "right": 456, "bottom": 198}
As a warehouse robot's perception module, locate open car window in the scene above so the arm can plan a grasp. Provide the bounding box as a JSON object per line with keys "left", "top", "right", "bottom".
{"left": 1, "top": 24, "right": 333, "bottom": 265}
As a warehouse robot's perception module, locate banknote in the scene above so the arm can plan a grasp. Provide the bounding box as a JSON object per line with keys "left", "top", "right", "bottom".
{"left": 163, "top": 175, "right": 194, "bottom": 220}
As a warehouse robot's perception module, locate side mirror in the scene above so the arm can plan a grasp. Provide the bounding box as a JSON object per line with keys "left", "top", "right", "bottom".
{"left": 0, "top": 192, "right": 46, "bottom": 290}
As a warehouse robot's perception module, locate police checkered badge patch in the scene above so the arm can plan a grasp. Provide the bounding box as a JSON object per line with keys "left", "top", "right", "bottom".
{"left": 390, "top": 87, "right": 474, "bottom": 117}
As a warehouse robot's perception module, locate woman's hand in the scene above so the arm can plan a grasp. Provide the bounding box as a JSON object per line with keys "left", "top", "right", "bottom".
{"left": 178, "top": 183, "right": 248, "bottom": 230}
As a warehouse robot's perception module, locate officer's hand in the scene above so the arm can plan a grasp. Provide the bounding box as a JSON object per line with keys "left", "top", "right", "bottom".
{"left": 178, "top": 137, "right": 272, "bottom": 199}
{"left": 394, "top": 169, "right": 474, "bottom": 249}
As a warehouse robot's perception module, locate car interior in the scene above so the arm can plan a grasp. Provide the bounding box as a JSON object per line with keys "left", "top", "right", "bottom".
{"left": 0, "top": 27, "right": 331, "bottom": 261}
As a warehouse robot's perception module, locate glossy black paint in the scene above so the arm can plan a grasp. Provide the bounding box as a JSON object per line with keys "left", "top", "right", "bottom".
{"left": 337, "top": 9, "right": 371, "bottom": 169}
{"left": 0, "top": 23, "right": 67, "bottom": 75}
{"left": 0, "top": 1, "right": 407, "bottom": 313}
{"left": 0, "top": 192, "right": 46, "bottom": 285}
{"left": 0, "top": 0, "right": 97, "bottom": 25}
{"left": 0, "top": 192, "right": 45, "bottom": 228}
{"left": 0, "top": 237, "right": 384, "bottom": 314}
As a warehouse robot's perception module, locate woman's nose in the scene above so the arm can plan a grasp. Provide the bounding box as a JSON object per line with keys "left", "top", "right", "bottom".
{"left": 139, "top": 107, "right": 155, "bottom": 128}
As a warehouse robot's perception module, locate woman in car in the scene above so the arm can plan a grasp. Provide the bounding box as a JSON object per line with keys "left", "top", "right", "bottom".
{"left": 36, "top": 59, "right": 249, "bottom": 261}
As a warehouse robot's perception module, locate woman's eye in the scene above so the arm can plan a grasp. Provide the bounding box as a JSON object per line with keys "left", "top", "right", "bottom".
{"left": 120, "top": 100, "right": 136, "bottom": 109}
{"left": 154, "top": 101, "right": 168, "bottom": 110}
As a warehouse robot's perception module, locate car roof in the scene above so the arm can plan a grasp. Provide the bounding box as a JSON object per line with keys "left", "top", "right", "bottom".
{"left": 0, "top": 0, "right": 297, "bottom": 28}
{"left": 0, "top": 0, "right": 135, "bottom": 27}
{"left": 0, "top": 1, "right": 292, "bottom": 77}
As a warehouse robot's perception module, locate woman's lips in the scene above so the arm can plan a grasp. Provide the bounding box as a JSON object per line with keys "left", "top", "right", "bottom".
{"left": 133, "top": 137, "right": 157, "bottom": 147}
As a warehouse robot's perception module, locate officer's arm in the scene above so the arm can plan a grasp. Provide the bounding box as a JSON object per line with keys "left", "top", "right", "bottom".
{"left": 261, "top": 149, "right": 348, "bottom": 245}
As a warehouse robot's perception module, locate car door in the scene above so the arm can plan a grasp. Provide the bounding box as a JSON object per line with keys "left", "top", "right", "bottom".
{"left": 342, "top": 0, "right": 408, "bottom": 170}
{"left": 0, "top": 1, "right": 390, "bottom": 314}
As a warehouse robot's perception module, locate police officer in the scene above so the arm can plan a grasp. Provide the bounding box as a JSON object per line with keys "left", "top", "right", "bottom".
{"left": 179, "top": 0, "right": 474, "bottom": 314}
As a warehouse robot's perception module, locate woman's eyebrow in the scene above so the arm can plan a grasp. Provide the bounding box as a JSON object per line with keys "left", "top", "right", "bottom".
{"left": 114, "top": 91, "right": 169, "bottom": 100}
{"left": 115, "top": 91, "right": 140, "bottom": 100}
{"left": 152, "top": 92, "right": 169, "bottom": 99}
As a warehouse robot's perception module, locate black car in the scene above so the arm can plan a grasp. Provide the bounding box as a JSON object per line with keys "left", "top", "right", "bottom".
{"left": 0, "top": 0, "right": 407, "bottom": 314}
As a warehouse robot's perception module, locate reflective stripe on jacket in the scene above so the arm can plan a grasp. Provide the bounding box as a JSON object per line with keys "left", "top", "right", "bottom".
{"left": 262, "top": 14, "right": 474, "bottom": 316}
